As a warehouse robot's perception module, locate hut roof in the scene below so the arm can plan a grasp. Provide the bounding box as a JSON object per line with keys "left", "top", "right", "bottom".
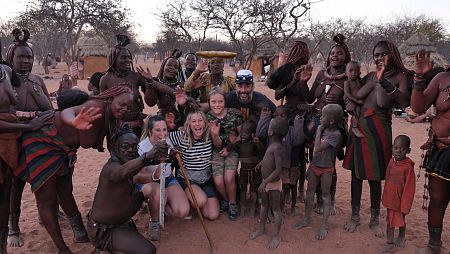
{"left": 399, "top": 32, "right": 437, "bottom": 55}
{"left": 77, "top": 35, "right": 108, "bottom": 57}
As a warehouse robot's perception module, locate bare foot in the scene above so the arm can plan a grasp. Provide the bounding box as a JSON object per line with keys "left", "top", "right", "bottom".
{"left": 330, "top": 204, "right": 337, "bottom": 216}
{"left": 352, "top": 127, "right": 364, "bottom": 138}
{"left": 394, "top": 237, "right": 406, "bottom": 247}
{"left": 267, "top": 235, "right": 281, "bottom": 249}
{"left": 293, "top": 218, "right": 311, "bottom": 230}
{"left": 379, "top": 243, "right": 397, "bottom": 253}
{"left": 249, "top": 226, "right": 265, "bottom": 240}
{"left": 7, "top": 233, "right": 24, "bottom": 247}
{"left": 316, "top": 225, "right": 328, "bottom": 240}
{"left": 370, "top": 223, "right": 384, "bottom": 238}
{"left": 343, "top": 219, "right": 360, "bottom": 233}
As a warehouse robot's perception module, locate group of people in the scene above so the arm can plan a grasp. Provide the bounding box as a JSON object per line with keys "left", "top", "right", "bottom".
{"left": 0, "top": 26, "right": 447, "bottom": 254}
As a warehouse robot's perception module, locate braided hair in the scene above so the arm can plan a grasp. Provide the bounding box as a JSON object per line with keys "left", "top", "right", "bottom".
{"left": 326, "top": 34, "right": 351, "bottom": 67}
{"left": 107, "top": 34, "right": 133, "bottom": 72}
{"left": 111, "top": 124, "right": 136, "bottom": 145}
{"left": 90, "top": 84, "right": 132, "bottom": 101}
{"left": 372, "top": 41, "right": 409, "bottom": 73}
{"left": 286, "top": 41, "right": 309, "bottom": 65}
{"left": 156, "top": 56, "right": 182, "bottom": 80}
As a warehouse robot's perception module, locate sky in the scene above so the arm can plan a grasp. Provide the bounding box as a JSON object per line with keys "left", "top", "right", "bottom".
{"left": 2, "top": 0, "right": 450, "bottom": 44}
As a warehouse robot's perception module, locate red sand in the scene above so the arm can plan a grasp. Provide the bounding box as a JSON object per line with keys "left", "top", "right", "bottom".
{"left": 12, "top": 59, "right": 449, "bottom": 254}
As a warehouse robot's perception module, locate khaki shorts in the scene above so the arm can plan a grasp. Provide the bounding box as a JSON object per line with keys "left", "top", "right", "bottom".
{"left": 212, "top": 150, "right": 239, "bottom": 177}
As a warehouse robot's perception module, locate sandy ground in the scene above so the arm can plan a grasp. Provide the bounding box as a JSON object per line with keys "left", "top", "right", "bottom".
{"left": 11, "top": 59, "right": 449, "bottom": 254}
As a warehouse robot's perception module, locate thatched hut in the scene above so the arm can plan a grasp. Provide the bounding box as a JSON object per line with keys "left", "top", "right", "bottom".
{"left": 248, "top": 45, "right": 280, "bottom": 81}
{"left": 399, "top": 32, "right": 448, "bottom": 69}
{"left": 77, "top": 34, "right": 108, "bottom": 79}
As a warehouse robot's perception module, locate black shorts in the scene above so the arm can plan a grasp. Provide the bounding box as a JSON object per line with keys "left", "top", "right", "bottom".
{"left": 177, "top": 177, "right": 218, "bottom": 198}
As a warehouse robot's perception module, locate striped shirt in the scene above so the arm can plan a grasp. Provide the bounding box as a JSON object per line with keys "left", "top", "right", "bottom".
{"left": 168, "top": 131, "right": 213, "bottom": 184}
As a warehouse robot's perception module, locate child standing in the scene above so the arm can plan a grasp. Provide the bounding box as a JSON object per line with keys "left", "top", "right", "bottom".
{"left": 249, "top": 118, "right": 289, "bottom": 249}
{"left": 343, "top": 61, "right": 364, "bottom": 138}
{"left": 379, "top": 135, "right": 415, "bottom": 253}
{"left": 294, "top": 104, "right": 344, "bottom": 240}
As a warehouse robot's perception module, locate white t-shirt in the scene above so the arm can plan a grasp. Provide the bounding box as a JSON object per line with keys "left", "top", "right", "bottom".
{"left": 138, "top": 137, "right": 174, "bottom": 179}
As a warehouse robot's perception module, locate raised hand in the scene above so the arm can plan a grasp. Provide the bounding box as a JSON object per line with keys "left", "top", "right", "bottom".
{"left": 228, "top": 131, "right": 239, "bottom": 144}
{"left": 209, "top": 121, "right": 221, "bottom": 136}
{"left": 295, "top": 64, "right": 313, "bottom": 82}
{"left": 175, "top": 88, "right": 188, "bottom": 106}
{"left": 28, "top": 111, "right": 54, "bottom": 130}
{"left": 72, "top": 107, "right": 102, "bottom": 130}
{"left": 376, "top": 61, "right": 386, "bottom": 81}
{"left": 415, "top": 50, "right": 434, "bottom": 76}
{"left": 148, "top": 140, "right": 169, "bottom": 161}
{"left": 136, "top": 66, "right": 153, "bottom": 80}
{"left": 196, "top": 59, "right": 209, "bottom": 73}
{"left": 165, "top": 112, "right": 176, "bottom": 130}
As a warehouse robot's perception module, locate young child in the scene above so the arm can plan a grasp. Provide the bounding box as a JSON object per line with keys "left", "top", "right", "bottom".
{"left": 249, "top": 118, "right": 289, "bottom": 249}
{"left": 256, "top": 105, "right": 304, "bottom": 215}
{"left": 379, "top": 135, "right": 415, "bottom": 253}
{"left": 294, "top": 104, "right": 344, "bottom": 240}
{"left": 343, "top": 61, "right": 364, "bottom": 138}
{"left": 231, "top": 121, "right": 265, "bottom": 217}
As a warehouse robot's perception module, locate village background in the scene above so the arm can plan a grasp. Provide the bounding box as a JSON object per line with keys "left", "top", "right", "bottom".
{"left": 1, "top": 0, "right": 450, "bottom": 253}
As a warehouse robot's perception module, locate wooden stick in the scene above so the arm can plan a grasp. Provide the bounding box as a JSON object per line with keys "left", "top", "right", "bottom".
{"left": 159, "top": 163, "right": 165, "bottom": 228}
{"left": 175, "top": 153, "right": 215, "bottom": 252}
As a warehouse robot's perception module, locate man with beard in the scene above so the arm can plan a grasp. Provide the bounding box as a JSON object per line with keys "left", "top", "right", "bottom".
{"left": 99, "top": 35, "right": 157, "bottom": 137}
{"left": 87, "top": 127, "right": 168, "bottom": 253}
{"left": 226, "top": 70, "right": 276, "bottom": 122}
{"left": 184, "top": 57, "right": 235, "bottom": 103}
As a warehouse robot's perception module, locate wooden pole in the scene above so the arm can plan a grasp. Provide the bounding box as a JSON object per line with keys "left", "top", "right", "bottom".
{"left": 175, "top": 153, "right": 215, "bottom": 252}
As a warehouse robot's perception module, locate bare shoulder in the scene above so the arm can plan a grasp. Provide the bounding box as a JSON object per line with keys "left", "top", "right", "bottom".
{"left": 29, "top": 73, "right": 46, "bottom": 86}
{"left": 100, "top": 160, "right": 120, "bottom": 178}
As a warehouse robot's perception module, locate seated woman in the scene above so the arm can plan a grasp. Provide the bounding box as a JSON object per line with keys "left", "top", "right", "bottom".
{"left": 168, "top": 111, "right": 222, "bottom": 221}
{"left": 134, "top": 115, "right": 190, "bottom": 241}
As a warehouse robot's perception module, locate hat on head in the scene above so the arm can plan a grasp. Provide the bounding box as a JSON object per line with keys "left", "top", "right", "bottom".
{"left": 235, "top": 69, "right": 253, "bottom": 84}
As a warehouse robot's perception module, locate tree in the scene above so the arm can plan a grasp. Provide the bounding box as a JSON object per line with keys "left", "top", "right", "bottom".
{"left": 17, "top": 0, "right": 132, "bottom": 62}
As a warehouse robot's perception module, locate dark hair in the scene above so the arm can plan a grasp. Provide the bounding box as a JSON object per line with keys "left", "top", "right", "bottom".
{"left": 240, "top": 120, "right": 256, "bottom": 134}
{"left": 56, "top": 89, "right": 89, "bottom": 110}
{"left": 89, "top": 72, "right": 103, "bottom": 90}
{"left": 326, "top": 34, "right": 351, "bottom": 67}
{"left": 373, "top": 41, "right": 408, "bottom": 73}
{"left": 185, "top": 52, "right": 197, "bottom": 61}
{"left": 394, "top": 134, "right": 411, "bottom": 148}
{"left": 270, "top": 118, "right": 289, "bottom": 137}
{"left": 112, "top": 125, "right": 136, "bottom": 144}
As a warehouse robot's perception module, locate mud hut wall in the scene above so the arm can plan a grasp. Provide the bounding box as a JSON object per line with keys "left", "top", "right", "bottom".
{"left": 82, "top": 56, "right": 107, "bottom": 79}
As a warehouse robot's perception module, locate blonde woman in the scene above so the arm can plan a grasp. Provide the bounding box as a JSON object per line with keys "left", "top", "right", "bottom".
{"left": 168, "top": 111, "right": 222, "bottom": 220}
{"left": 134, "top": 115, "right": 190, "bottom": 241}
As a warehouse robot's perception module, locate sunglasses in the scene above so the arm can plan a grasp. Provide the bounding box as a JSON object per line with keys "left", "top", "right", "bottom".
{"left": 236, "top": 74, "right": 253, "bottom": 82}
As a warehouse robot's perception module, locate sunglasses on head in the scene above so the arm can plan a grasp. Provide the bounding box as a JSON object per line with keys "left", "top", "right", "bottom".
{"left": 236, "top": 74, "right": 253, "bottom": 82}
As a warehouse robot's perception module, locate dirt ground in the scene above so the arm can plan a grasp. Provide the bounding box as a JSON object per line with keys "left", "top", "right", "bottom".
{"left": 12, "top": 58, "right": 449, "bottom": 254}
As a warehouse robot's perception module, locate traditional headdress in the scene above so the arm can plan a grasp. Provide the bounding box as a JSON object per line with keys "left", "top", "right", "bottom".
{"left": 326, "top": 34, "right": 351, "bottom": 67}
{"left": 286, "top": 41, "right": 309, "bottom": 65}
{"left": 372, "top": 40, "right": 409, "bottom": 73}
{"left": 107, "top": 34, "right": 133, "bottom": 72}
{"left": 6, "top": 29, "right": 34, "bottom": 66}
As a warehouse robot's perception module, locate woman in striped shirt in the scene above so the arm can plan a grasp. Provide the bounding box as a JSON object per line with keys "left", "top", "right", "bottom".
{"left": 169, "top": 111, "right": 222, "bottom": 220}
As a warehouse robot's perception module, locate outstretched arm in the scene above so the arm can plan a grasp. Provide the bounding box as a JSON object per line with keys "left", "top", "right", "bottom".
{"left": 60, "top": 100, "right": 103, "bottom": 130}
{"left": 109, "top": 141, "right": 169, "bottom": 182}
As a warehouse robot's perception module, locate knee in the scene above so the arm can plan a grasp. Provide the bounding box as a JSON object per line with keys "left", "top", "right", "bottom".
{"left": 204, "top": 209, "right": 219, "bottom": 221}
{"left": 171, "top": 203, "right": 190, "bottom": 218}
{"left": 224, "top": 174, "right": 236, "bottom": 186}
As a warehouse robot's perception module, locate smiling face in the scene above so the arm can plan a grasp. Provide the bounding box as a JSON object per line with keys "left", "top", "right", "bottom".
{"left": 189, "top": 112, "right": 206, "bottom": 140}
{"left": 209, "top": 93, "right": 226, "bottom": 116}
{"left": 373, "top": 44, "right": 392, "bottom": 71}
{"left": 209, "top": 58, "right": 224, "bottom": 75}
{"left": 185, "top": 54, "right": 197, "bottom": 70}
{"left": 164, "top": 58, "right": 180, "bottom": 80}
{"left": 110, "top": 93, "right": 133, "bottom": 119}
{"left": 115, "top": 133, "right": 139, "bottom": 162}
{"left": 236, "top": 82, "right": 253, "bottom": 104}
{"left": 12, "top": 46, "right": 34, "bottom": 73}
{"left": 328, "top": 46, "right": 346, "bottom": 68}
{"left": 149, "top": 120, "right": 168, "bottom": 144}
{"left": 114, "top": 49, "right": 132, "bottom": 72}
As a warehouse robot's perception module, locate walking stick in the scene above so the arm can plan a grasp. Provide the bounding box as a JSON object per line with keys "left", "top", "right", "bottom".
{"left": 174, "top": 152, "right": 215, "bottom": 252}
{"left": 159, "top": 162, "right": 166, "bottom": 228}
